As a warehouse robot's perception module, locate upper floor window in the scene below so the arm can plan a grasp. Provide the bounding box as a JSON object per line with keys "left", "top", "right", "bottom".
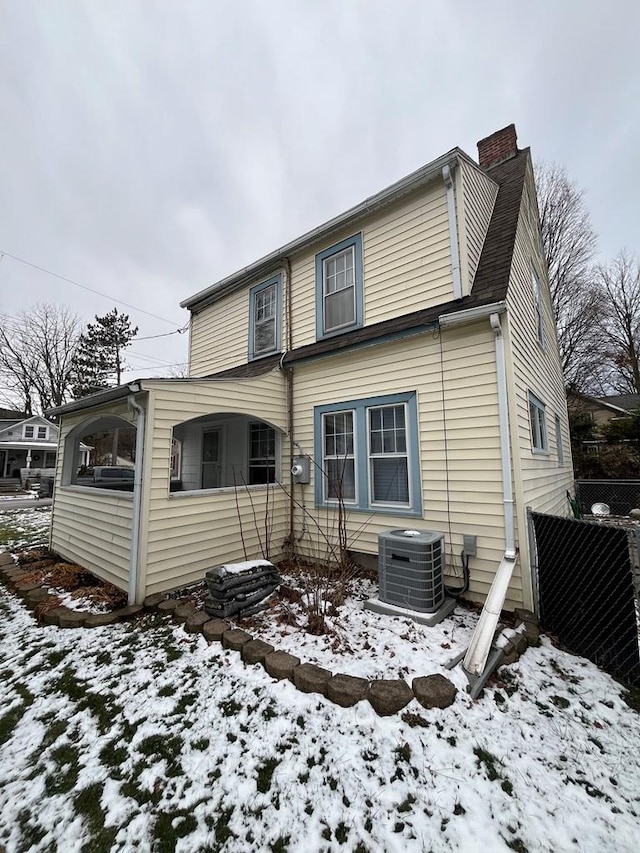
{"left": 315, "top": 391, "right": 421, "bottom": 515}
{"left": 23, "top": 425, "right": 34, "bottom": 439}
{"left": 37, "top": 426, "right": 48, "bottom": 440}
{"left": 532, "top": 267, "right": 545, "bottom": 348}
{"left": 315, "top": 234, "right": 363, "bottom": 339}
{"left": 529, "top": 392, "right": 548, "bottom": 453}
{"left": 249, "top": 275, "right": 281, "bottom": 360}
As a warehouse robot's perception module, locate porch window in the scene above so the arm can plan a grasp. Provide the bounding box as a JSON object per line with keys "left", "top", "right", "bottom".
{"left": 61, "top": 415, "right": 136, "bottom": 490}
{"left": 248, "top": 422, "right": 276, "bottom": 485}
{"left": 315, "top": 392, "right": 421, "bottom": 515}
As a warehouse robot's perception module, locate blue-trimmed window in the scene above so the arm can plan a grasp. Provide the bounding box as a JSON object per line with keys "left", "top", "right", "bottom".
{"left": 315, "top": 234, "right": 363, "bottom": 339}
{"left": 249, "top": 275, "right": 281, "bottom": 360}
{"left": 528, "top": 392, "right": 548, "bottom": 452}
{"left": 314, "top": 391, "right": 421, "bottom": 515}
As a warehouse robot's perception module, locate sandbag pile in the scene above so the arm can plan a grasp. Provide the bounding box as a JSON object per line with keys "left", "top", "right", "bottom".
{"left": 204, "top": 559, "right": 281, "bottom": 618}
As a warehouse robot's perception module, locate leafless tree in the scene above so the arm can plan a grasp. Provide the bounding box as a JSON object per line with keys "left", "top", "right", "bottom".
{"left": 535, "top": 161, "right": 604, "bottom": 390}
{"left": 0, "top": 304, "right": 82, "bottom": 414}
{"left": 596, "top": 251, "right": 640, "bottom": 394}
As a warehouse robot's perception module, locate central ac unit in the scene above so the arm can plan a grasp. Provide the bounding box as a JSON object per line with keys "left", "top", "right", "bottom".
{"left": 378, "top": 528, "right": 445, "bottom": 613}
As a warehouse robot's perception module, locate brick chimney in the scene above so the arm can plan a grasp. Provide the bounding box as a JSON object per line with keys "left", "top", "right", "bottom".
{"left": 477, "top": 124, "right": 518, "bottom": 168}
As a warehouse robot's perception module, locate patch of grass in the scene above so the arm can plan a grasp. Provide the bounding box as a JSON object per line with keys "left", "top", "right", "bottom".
{"left": 74, "top": 783, "right": 118, "bottom": 853}
{"left": 191, "top": 737, "right": 209, "bottom": 751}
{"left": 551, "top": 695, "right": 570, "bottom": 709}
{"left": 334, "top": 822, "right": 349, "bottom": 844}
{"left": 0, "top": 702, "right": 26, "bottom": 746}
{"left": 397, "top": 793, "right": 417, "bottom": 813}
{"left": 137, "top": 733, "right": 183, "bottom": 776}
{"left": 256, "top": 757, "right": 280, "bottom": 793}
{"left": 219, "top": 698, "right": 242, "bottom": 717}
{"left": 172, "top": 692, "right": 198, "bottom": 715}
{"left": 99, "top": 739, "right": 128, "bottom": 775}
{"left": 501, "top": 779, "right": 514, "bottom": 796}
{"left": 95, "top": 650, "right": 112, "bottom": 666}
{"left": 270, "top": 836, "right": 291, "bottom": 853}
{"left": 41, "top": 718, "right": 67, "bottom": 749}
{"left": 394, "top": 743, "right": 412, "bottom": 763}
{"left": 152, "top": 811, "right": 198, "bottom": 853}
{"left": 47, "top": 649, "right": 69, "bottom": 667}
{"left": 623, "top": 686, "right": 640, "bottom": 713}
{"left": 473, "top": 746, "right": 501, "bottom": 782}
{"left": 214, "top": 806, "right": 236, "bottom": 846}
{"left": 504, "top": 837, "right": 528, "bottom": 852}
{"left": 158, "top": 684, "right": 176, "bottom": 698}
{"left": 16, "top": 808, "right": 47, "bottom": 850}
{"left": 44, "top": 744, "right": 80, "bottom": 795}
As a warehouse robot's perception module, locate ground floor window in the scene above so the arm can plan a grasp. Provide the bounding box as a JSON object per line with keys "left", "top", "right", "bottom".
{"left": 248, "top": 422, "right": 276, "bottom": 485}
{"left": 314, "top": 391, "right": 421, "bottom": 515}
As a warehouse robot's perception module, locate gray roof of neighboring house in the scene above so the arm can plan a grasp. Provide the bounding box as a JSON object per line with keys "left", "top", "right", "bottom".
{"left": 596, "top": 394, "right": 640, "bottom": 412}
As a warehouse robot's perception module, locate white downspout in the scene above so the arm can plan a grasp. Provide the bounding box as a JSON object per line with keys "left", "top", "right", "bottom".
{"left": 490, "top": 313, "right": 516, "bottom": 558}
{"left": 442, "top": 164, "right": 463, "bottom": 300}
{"left": 128, "top": 394, "right": 146, "bottom": 606}
{"left": 463, "top": 312, "right": 516, "bottom": 676}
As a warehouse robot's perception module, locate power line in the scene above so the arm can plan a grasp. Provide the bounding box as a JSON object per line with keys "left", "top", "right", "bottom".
{"left": 0, "top": 250, "right": 182, "bottom": 327}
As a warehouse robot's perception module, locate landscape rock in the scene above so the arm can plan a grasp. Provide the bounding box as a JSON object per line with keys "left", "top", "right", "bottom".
{"left": 172, "top": 602, "right": 196, "bottom": 623}
{"left": 514, "top": 608, "right": 539, "bottom": 626}
{"left": 293, "top": 663, "right": 332, "bottom": 696}
{"left": 368, "top": 679, "right": 413, "bottom": 716}
{"left": 57, "top": 609, "right": 87, "bottom": 629}
{"left": 84, "top": 612, "right": 119, "bottom": 628}
{"left": 184, "top": 611, "right": 210, "bottom": 634}
{"left": 42, "top": 607, "right": 70, "bottom": 627}
{"left": 412, "top": 674, "right": 458, "bottom": 710}
{"left": 327, "top": 673, "right": 369, "bottom": 707}
{"left": 24, "top": 588, "right": 49, "bottom": 606}
{"left": 629, "top": 508, "right": 640, "bottom": 519}
{"left": 241, "top": 639, "right": 275, "bottom": 665}
{"left": 143, "top": 593, "right": 166, "bottom": 611}
{"left": 222, "top": 628, "right": 252, "bottom": 651}
{"left": 0, "top": 552, "right": 14, "bottom": 568}
{"left": 264, "top": 650, "right": 300, "bottom": 681}
{"left": 202, "top": 619, "right": 229, "bottom": 643}
{"left": 157, "top": 599, "right": 179, "bottom": 614}
{"left": 15, "top": 582, "right": 43, "bottom": 597}
{"left": 114, "top": 604, "right": 144, "bottom": 622}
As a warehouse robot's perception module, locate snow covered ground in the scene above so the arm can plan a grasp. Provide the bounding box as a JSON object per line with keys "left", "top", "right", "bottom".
{"left": 1, "top": 509, "right": 640, "bottom": 852}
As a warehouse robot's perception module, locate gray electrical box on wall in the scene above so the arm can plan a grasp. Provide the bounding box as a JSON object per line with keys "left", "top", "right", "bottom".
{"left": 463, "top": 534, "right": 477, "bottom": 557}
{"left": 291, "top": 456, "right": 310, "bottom": 484}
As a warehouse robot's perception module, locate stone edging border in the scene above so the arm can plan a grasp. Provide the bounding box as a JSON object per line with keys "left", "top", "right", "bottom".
{"left": 0, "top": 552, "right": 541, "bottom": 715}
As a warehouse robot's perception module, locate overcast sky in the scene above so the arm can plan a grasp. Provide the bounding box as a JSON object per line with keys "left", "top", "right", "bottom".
{"left": 1, "top": 0, "right": 638, "bottom": 385}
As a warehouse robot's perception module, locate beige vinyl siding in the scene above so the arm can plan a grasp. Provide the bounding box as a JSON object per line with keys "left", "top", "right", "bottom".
{"left": 139, "top": 371, "right": 288, "bottom": 594}
{"left": 188, "top": 179, "right": 455, "bottom": 376}
{"left": 50, "top": 400, "right": 137, "bottom": 591}
{"left": 189, "top": 286, "right": 258, "bottom": 376}
{"left": 291, "top": 183, "right": 454, "bottom": 348}
{"left": 289, "top": 329, "right": 524, "bottom": 610}
{"left": 504, "top": 162, "right": 574, "bottom": 605}
{"left": 459, "top": 159, "right": 498, "bottom": 291}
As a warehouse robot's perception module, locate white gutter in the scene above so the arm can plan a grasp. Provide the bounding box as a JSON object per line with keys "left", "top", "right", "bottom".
{"left": 442, "top": 164, "right": 462, "bottom": 300}
{"left": 127, "top": 394, "right": 146, "bottom": 606}
{"left": 438, "top": 301, "right": 505, "bottom": 328}
{"left": 462, "top": 312, "right": 516, "bottom": 677}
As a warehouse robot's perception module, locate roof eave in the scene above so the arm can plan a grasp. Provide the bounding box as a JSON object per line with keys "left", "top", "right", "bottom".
{"left": 181, "top": 148, "right": 469, "bottom": 313}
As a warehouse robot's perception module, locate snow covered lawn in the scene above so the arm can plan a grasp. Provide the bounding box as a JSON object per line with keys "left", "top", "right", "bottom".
{"left": 1, "top": 507, "right": 640, "bottom": 851}
{"left": 0, "top": 506, "right": 51, "bottom": 550}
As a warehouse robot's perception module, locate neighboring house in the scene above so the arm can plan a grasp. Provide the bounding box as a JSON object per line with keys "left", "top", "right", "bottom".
{"left": 0, "top": 415, "right": 61, "bottom": 480}
{"left": 567, "top": 390, "right": 636, "bottom": 430}
{"left": 47, "top": 124, "right": 573, "bottom": 611}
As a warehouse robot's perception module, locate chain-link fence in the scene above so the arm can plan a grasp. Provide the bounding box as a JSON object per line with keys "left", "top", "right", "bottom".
{"left": 576, "top": 479, "right": 640, "bottom": 517}
{"left": 529, "top": 509, "right": 640, "bottom": 688}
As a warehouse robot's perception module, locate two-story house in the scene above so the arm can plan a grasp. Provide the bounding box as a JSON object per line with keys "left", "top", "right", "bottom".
{"left": 47, "top": 124, "right": 573, "bottom": 610}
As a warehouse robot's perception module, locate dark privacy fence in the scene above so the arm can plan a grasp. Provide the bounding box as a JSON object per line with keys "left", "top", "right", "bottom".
{"left": 576, "top": 479, "right": 640, "bottom": 517}
{"left": 530, "top": 510, "right": 640, "bottom": 688}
